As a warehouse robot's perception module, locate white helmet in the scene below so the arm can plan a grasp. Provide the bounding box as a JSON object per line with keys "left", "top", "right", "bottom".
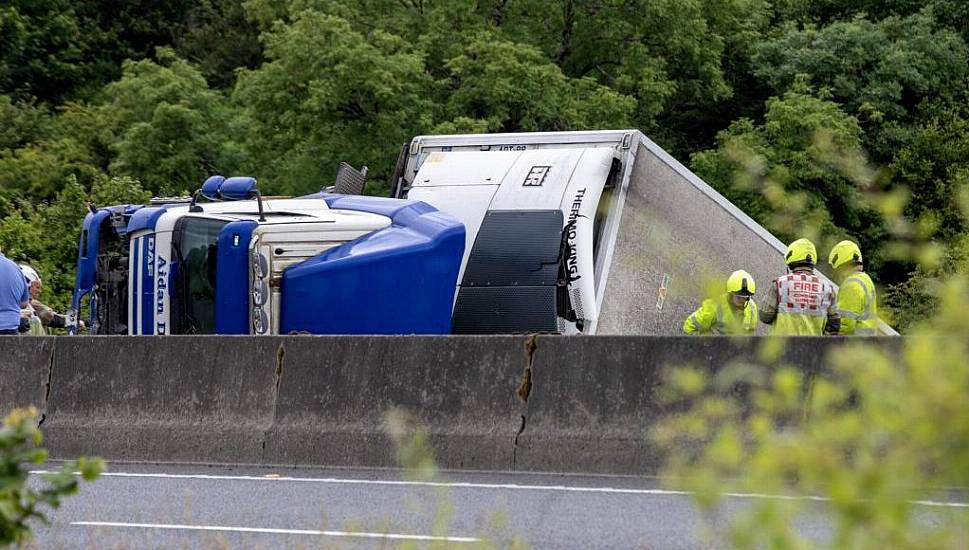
{"left": 20, "top": 265, "right": 40, "bottom": 285}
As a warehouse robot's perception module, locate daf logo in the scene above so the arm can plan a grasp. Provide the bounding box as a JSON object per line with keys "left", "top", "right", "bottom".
{"left": 146, "top": 237, "right": 155, "bottom": 277}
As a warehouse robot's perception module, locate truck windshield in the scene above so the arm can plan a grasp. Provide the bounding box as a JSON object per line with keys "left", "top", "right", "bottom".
{"left": 171, "top": 217, "right": 227, "bottom": 334}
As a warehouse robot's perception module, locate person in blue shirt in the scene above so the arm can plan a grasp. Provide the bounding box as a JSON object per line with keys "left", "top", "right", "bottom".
{"left": 0, "top": 246, "right": 29, "bottom": 335}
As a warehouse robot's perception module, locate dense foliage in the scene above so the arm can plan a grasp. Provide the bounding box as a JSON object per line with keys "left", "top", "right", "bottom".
{"left": 0, "top": 0, "right": 966, "bottom": 326}
{"left": 654, "top": 286, "right": 969, "bottom": 548}
{"left": 653, "top": 152, "right": 969, "bottom": 546}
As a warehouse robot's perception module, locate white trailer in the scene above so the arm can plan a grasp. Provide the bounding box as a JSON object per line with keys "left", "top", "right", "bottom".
{"left": 391, "top": 130, "right": 897, "bottom": 336}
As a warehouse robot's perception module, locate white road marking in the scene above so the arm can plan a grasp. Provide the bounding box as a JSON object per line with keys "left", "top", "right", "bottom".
{"left": 32, "top": 470, "right": 969, "bottom": 509}
{"left": 71, "top": 521, "right": 480, "bottom": 543}
{"left": 911, "top": 500, "right": 969, "bottom": 509}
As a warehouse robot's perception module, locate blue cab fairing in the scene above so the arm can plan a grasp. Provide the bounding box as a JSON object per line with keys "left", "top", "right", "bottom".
{"left": 215, "top": 220, "right": 258, "bottom": 334}
{"left": 71, "top": 210, "right": 112, "bottom": 313}
{"left": 71, "top": 205, "right": 143, "bottom": 331}
{"left": 279, "top": 195, "right": 465, "bottom": 334}
{"left": 126, "top": 205, "right": 173, "bottom": 234}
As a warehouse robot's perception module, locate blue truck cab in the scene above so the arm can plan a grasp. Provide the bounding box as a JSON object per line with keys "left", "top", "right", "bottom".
{"left": 70, "top": 177, "right": 465, "bottom": 335}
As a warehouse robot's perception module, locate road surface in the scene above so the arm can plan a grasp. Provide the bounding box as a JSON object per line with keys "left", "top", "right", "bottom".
{"left": 29, "top": 462, "right": 965, "bottom": 549}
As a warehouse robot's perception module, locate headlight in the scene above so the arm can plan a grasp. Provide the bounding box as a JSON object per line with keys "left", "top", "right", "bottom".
{"left": 252, "top": 279, "right": 269, "bottom": 306}
{"left": 252, "top": 306, "right": 269, "bottom": 334}
{"left": 251, "top": 250, "right": 269, "bottom": 279}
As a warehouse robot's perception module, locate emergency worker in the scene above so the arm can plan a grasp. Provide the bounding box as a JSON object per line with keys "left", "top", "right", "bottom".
{"left": 683, "top": 270, "right": 758, "bottom": 335}
{"left": 0, "top": 246, "right": 29, "bottom": 335}
{"left": 759, "top": 238, "right": 840, "bottom": 335}
{"left": 828, "top": 240, "right": 878, "bottom": 335}
{"left": 19, "top": 265, "right": 70, "bottom": 333}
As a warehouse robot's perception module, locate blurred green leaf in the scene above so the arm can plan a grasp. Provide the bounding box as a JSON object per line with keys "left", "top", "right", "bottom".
{"left": 0, "top": 407, "right": 102, "bottom": 546}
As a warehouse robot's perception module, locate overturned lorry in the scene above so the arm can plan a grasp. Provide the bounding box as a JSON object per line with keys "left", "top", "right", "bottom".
{"left": 390, "top": 129, "right": 896, "bottom": 335}
{"left": 71, "top": 129, "right": 895, "bottom": 335}
{"left": 70, "top": 175, "right": 465, "bottom": 335}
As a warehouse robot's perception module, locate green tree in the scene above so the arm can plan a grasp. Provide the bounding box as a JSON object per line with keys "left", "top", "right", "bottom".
{"left": 234, "top": 11, "right": 437, "bottom": 195}
{"left": 241, "top": 0, "right": 763, "bottom": 153}
{"left": 551, "top": 0, "right": 756, "bottom": 148}
{"left": 440, "top": 34, "right": 635, "bottom": 133}
{"left": 0, "top": 175, "right": 151, "bottom": 311}
{"left": 751, "top": 11, "right": 968, "bottom": 159}
{"left": 656, "top": 101, "right": 969, "bottom": 543}
{"left": 175, "top": 0, "right": 263, "bottom": 89}
{"left": 103, "top": 48, "right": 240, "bottom": 196}
{"left": 655, "top": 314, "right": 969, "bottom": 547}
{"left": 0, "top": 96, "right": 126, "bottom": 205}
{"left": 885, "top": 234, "right": 969, "bottom": 333}
{"left": 890, "top": 99, "right": 969, "bottom": 242}
{"left": 691, "top": 80, "right": 887, "bottom": 274}
{"left": 0, "top": 136, "right": 103, "bottom": 204}
{"left": 777, "top": 1, "right": 969, "bottom": 42}
{"left": 0, "top": 2, "right": 92, "bottom": 103}
{"left": 0, "top": 1, "right": 197, "bottom": 104}
{"left": 0, "top": 95, "right": 54, "bottom": 150}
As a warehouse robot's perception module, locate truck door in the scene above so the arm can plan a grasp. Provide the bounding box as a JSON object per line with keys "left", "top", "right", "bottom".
{"left": 169, "top": 217, "right": 228, "bottom": 334}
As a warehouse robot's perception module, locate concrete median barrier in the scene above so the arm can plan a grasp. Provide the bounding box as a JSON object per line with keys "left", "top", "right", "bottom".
{"left": 515, "top": 336, "right": 899, "bottom": 475}
{"left": 513, "top": 336, "right": 752, "bottom": 474}
{"left": 265, "top": 335, "right": 530, "bottom": 470}
{"left": 42, "top": 336, "right": 280, "bottom": 464}
{"left": 0, "top": 336, "right": 54, "bottom": 413}
{"left": 0, "top": 335, "right": 904, "bottom": 474}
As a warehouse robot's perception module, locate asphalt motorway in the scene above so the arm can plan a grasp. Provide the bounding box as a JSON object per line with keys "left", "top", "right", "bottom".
{"left": 28, "top": 463, "right": 967, "bottom": 549}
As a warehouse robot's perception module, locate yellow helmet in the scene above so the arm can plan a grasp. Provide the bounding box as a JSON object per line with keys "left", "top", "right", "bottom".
{"left": 726, "top": 269, "right": 756, "bottom": 296}
{"left": 828, "top": 240, "right": 862, "bottom": 269}
{"left": 785, "top": 238, "right": 817, "bottom": 266}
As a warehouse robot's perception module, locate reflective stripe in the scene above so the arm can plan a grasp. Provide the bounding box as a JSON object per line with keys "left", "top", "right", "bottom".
{"left": 690, "top": 313, "right": 702, "bottom": 331}
{"left": 837, "top": 309, "right": 862, "bottom": 320}
{"left": 713, "top": 302, "right": 726, "bottom": 334}
{"left": 778, "top": 307, "right": 828, "bottom": 317}
{"left": 744, "top": 302, "right": 757, "bottom": 331}
{"left": 837, "top": 273, "right": 880, "bottom": 335}
{"left": 843, "top": 275, "right": 874, "bottom": 321}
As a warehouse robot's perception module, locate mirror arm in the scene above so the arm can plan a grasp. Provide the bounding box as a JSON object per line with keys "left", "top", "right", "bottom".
{"left": 255, "top": 190, "right": 266, "bottom": 222}
{"left": 189, "top": 190, "right": 204, "bottom": 213}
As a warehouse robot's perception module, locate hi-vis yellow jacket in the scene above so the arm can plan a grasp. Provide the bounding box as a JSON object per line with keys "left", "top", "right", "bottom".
{"left": 683, "top": 293, "right": 757, "bottom": 335}
{"left": 836, "top": 271, "right": 878, "bottom": 335}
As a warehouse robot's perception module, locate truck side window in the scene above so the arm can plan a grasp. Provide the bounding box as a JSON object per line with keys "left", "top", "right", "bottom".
{"left": 171, "top": 217, "right": 227, "bottom": 334}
